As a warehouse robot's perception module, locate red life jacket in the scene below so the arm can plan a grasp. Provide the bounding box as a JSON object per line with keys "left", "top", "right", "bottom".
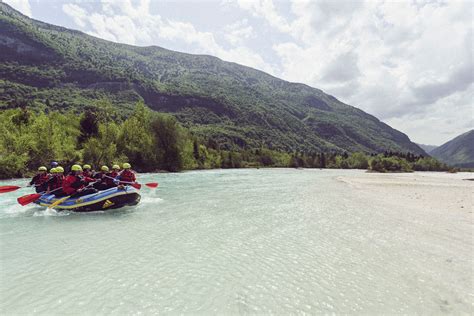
{"left": 83, "top": 170, "right": 93, "bottom": 178}
{"left": 31, "top": 173, "right": 50, "bottom": 186}
{"left": 62, "top": 174, "right": 83, "bottom": 195}
{"left": 62, "top": 174, "right": 94, "bottom": 195}
{"left": 48, "top": 174, "right": 64, "bottom": 190}
{"left": 119, "top": 170, "right": 136, "bottom": 183}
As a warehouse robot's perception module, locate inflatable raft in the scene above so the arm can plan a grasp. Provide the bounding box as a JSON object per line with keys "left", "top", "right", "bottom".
{"left": 35, "top": 186, "right": 141, "bottom": 212}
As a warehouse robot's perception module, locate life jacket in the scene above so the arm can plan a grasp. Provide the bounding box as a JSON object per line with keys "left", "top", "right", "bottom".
{"left": 62, "top": 174, "right": 95, "bottom": 195}
{"left": 83, "top": 170, "right": 93, "bottom": 178}
{"left": 119, "top": 170, "right": 136, "bottom": 184}
{"left": 47, "top": 174, "right": 64, "bottom": 191}
{"left": 30, "top": 173, "right": 50, "bottom": 186}
{"left": 105, "top": 172, "right": 116, "bottom": 186}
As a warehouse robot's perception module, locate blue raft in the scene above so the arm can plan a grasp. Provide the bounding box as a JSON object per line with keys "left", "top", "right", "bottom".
{"left": 35, "top": 186, "right": 141, "bottom": 212}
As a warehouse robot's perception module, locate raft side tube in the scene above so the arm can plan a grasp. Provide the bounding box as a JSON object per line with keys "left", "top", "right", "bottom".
{"left": 35, "top": 186, "right": 141, "bottom": 212}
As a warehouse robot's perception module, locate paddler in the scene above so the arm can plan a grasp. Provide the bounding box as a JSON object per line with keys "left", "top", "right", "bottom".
{"left": 58, "top": 164, "right": 97, "bottom": 198}
{"left": 93, "top": 166, "right": 116, "bottom": 190}
{"left": 29, "top": 166, "right": 50, "bottom": 193}
{"left": 117, "top": 163, "right": 136, "bottom": 185}
{"left": 46, "top": 166, "right": 65, "bottom": 195}
{"left": 110, "top": 164, "right": 120, "bottom": 178}
{"left": 82, "top": 164, "right": 94, "bottom": 178}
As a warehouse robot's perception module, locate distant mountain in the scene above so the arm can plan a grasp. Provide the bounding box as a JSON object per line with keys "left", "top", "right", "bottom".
{"left": 430, "top": 130, "right": 474, "bottom": 168}
{"left": 417, "top": 143, "right": 438, "bottom": 153}
{"left": 0, "top": 3, "right": 426, "bottom": 155}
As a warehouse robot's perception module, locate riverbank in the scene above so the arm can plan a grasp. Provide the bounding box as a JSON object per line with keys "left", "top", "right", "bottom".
{"left": 337, "top": 171, "right": 473, "bottom": 214}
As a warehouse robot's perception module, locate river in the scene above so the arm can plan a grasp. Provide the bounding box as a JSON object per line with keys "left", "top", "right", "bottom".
{"left": 0, "top": 169, "right": 472, "bottom": 314}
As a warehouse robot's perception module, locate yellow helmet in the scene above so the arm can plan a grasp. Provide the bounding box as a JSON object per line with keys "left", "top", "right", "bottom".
{"left": 56, "top": 166, "right": 64, "bottom": 173}
{"left": 50, "top": 168, "right": 57, "bottom": 173}
{"left": 101, "top": 165, "right": 109, "bottom": 172}
{"left": 122, "top": 163, "right": 131, "bottom": 169}
{"left": 83, "top": 164, "right": 92, "bottom": 170}
{"left": 112, "top": 164, "right": 120, "bottom": 170}
{"left": 71, "top": 164, "right": 82, "bottom": 172}
{"left": 38, "top": 166, "right": 47, "bottom": 171}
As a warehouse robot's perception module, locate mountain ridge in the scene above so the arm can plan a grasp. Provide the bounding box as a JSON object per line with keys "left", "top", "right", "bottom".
{"left": 430, "top": 130, "right": 474, "bottom": 168}
{"left": 416, "top": 143, "right": 438, "bottom": 153}
{"left": 0, "top": 3, "right": 426, "bottom": 155}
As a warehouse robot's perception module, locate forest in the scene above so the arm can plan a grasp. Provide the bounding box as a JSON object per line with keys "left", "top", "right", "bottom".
{"left": 0, "top": 101, "right": 450, "bottom": 179}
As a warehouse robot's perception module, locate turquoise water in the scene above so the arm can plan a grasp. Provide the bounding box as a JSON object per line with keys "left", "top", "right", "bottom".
{"left": 0, "top": 169, "right": 471, "bottom": 314}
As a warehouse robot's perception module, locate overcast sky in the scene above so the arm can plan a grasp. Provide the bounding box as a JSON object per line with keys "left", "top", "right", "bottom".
{"left": 4, "top": 0, "right": 473, "bottom": 145}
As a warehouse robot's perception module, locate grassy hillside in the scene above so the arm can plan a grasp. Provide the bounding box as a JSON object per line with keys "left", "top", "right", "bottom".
{"left": 0, "top": 3, "right": 426, "bottom": 155}
{"left": 430, "top": 130, "right": 474, "bottom": 168}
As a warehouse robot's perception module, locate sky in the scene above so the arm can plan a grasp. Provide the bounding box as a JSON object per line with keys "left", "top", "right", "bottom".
{"left": 4, "top": 0, "right": 473, "bottom": 145}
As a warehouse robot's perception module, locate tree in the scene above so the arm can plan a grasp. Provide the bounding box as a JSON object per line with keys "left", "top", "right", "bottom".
{"left": 79, "top": 110, "right": 98, "bottom": 143}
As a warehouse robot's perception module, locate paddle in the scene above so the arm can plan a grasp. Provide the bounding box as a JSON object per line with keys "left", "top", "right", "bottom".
{"left": 17, "top": 193, "right": 42, "bottom": 206}
{"left": 17, "top": 187, "right": 63, "bottom": 206}
{"left": 103, "top": 175, "right": 158, "bottom": 190}
{"left": 0, "top": 185, "right": 22, "bottom": 193}
{"left": 48, "top": 195, "right": 70, "bottom": 209}
{"left": 1, "top": 182, "right": 43, "bottom": 194}
{"left": 145, "top": 183, "right": 159, "bottom": 188}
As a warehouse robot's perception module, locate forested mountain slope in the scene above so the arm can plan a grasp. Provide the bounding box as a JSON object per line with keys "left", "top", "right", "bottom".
{"left": 0, "top": 3, "right": 425, "bottom": 155}
{"left": 430, "top": 130, "right": 474, "bottom": 168}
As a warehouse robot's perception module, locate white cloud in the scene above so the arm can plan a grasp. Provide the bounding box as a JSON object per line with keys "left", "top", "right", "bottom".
{"left": 235, "top": 0, "right": 291, "bottom": 33}
{"left": 223, "top": 19, "right": 255, "bottom": 46}
{"left": 3, "top": 0, "right": 32, "bottom": 17}
{"left": 60, "top": 0, "right": 275, "bottom": 74}
{"left": 62, "top": 4, "right": 87, "bottom": 28}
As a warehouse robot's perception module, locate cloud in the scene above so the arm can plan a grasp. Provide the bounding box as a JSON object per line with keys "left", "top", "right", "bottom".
{"left": 3, "top": 0, "right": 32, "bottom": 17}
{"left": 60, "top": 0, "right": 276, "bottom": 75}
{"left": 321, "top": 52, "right": 361, "bottom": 83}
{"left": 223, "top": 19, "right": 255, "bottom": 46}
{"left": 62, "top": 4, "right": 87, "bottom": 28}
{"left": 411, "top": 64, "right": 474, "bottom": 106}
{"left": 234, "top": 0, "right": 291, "bottom": 33}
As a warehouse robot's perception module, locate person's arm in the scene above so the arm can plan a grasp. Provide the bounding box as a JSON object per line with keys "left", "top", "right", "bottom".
{"left": 29, "top": 175, "right": 39, "bottom": 186}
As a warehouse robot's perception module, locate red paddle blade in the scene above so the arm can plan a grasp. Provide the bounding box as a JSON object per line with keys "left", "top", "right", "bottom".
{"left": 131, "top": 183, "right": 142, "bottom": 190}
{"left": 145, "top": 183, "right": 159, "bottom": 188}
{"left": 17, "top": 193, "right": 42, "bottom": 206}
{"left": 0, "top": 185, "right": 21, "bottom": 193}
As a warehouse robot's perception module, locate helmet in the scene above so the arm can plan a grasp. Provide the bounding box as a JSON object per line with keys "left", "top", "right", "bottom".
{"left": 112, "top": 164, "right": 120, "bottom": 170}
{"left": 83, "top": 164, "right": 92, "bottom": 170}
{"left": 50, "top": 168, "right": 57, "bottom": 173}
{"left": 71, "top": 164, "right": 82, "bottom": 172}
{"left": 56, "top": 166, "right": 64, "bottom": 173}
{"left": 101, "top": 165, "right": 109, "bottom": 172}
{"left": 38, "top": 166, "right": 47, "bottom": 171}
{"left": 51, "top": 161, "right": 58, "bottom": 167}
{"left": 122, "top": 163, "right": 131, "bottom": 169}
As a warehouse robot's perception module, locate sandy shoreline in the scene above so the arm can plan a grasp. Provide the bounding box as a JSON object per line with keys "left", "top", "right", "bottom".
{"left": 337, "top": 171, "right": 473, "bottom": 215}
{"left": 336, "top": 171, "right": 473, "bottom": 313}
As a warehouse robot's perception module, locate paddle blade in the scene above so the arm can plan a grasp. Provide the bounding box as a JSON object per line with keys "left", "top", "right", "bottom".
{"left": 17, "top": 193, "right": 42, "bottom": 206}
{"left": 145, "top": 183, "right": 159, "bottom": 188}
{"left": 49, "top": 196, "right": 70, "bottom": 209}
{"left": 131, "top": 183, "right": 142, "bottom": 190}
{"left": 0, "top": 185, "right": 21, "bottom": 194}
